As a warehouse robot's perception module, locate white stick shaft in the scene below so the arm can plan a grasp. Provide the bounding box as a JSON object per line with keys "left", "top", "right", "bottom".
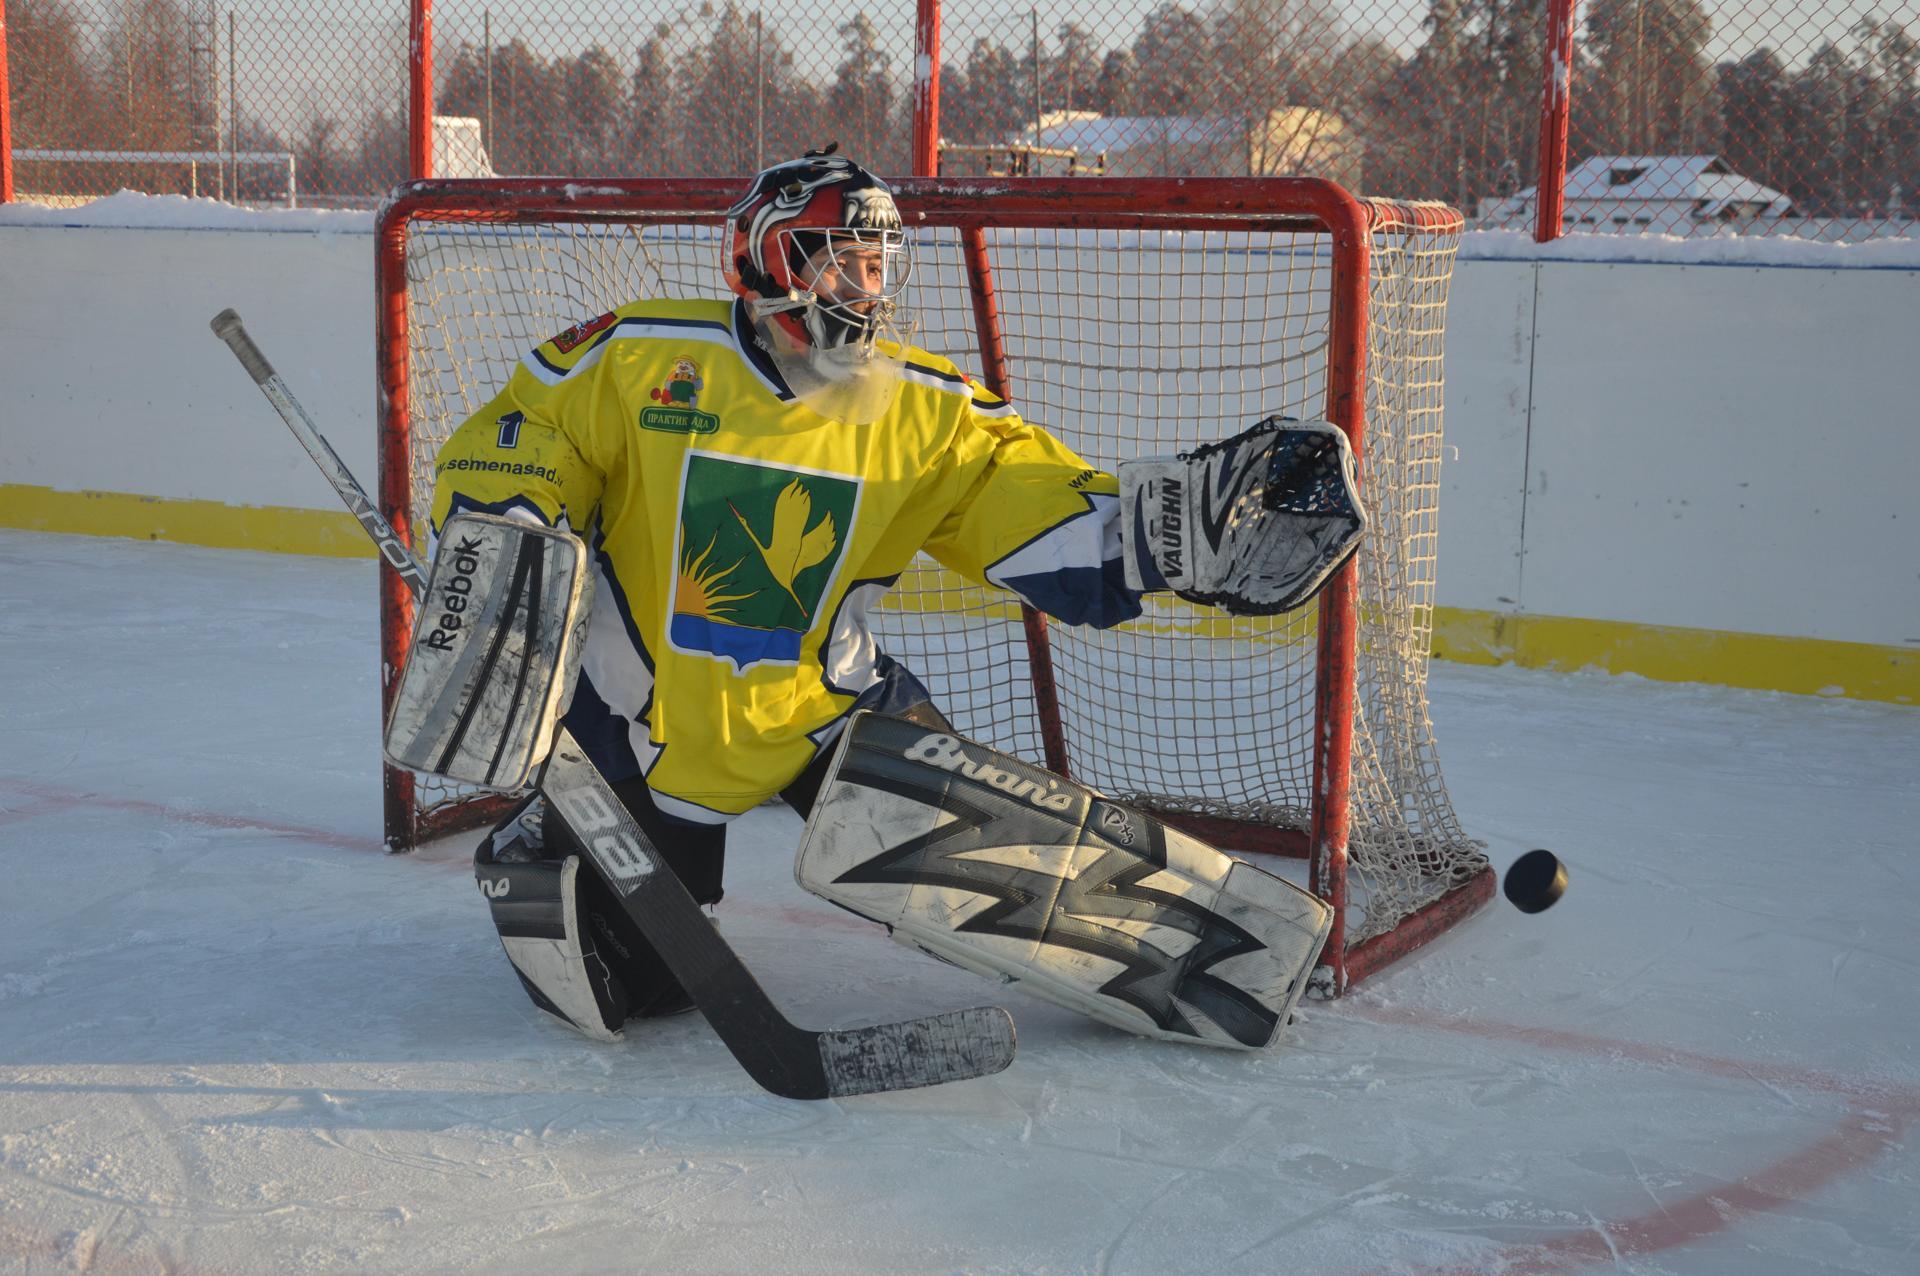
{"left": 208, "top": 307, "right": 428, "bottom": 596}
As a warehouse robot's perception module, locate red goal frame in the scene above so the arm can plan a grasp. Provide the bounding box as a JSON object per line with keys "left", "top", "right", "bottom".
{"left": 374, "top": 176, "right": 1493, "bottom": 995}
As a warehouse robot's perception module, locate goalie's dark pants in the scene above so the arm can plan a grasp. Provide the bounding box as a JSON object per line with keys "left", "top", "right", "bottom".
{"left": 479, "top": 696, "right": 952, "bottom": 1026}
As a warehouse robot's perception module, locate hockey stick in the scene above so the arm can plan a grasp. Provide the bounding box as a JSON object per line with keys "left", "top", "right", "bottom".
{"left": 209, "top": 308, "right": 1015, "bottom": 1099}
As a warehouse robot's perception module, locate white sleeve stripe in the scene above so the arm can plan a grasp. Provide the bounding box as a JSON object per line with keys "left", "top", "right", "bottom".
{"left": 893, "top": 366, "right": 1016, "bottom": 417}
{"left": 982, "top": 493, "right": 1119, "bottom": 586}
{"left": 897, "top": 364, "right": 974, "bottom": 397}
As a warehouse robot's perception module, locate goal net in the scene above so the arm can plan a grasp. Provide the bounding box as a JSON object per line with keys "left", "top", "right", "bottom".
{"left": 375, "top": 176, "right": 1491, "bottom": 994}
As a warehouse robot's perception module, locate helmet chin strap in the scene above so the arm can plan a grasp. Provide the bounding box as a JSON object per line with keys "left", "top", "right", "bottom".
{"left": 747, "top": 287, "right": 817, "bottom": 322}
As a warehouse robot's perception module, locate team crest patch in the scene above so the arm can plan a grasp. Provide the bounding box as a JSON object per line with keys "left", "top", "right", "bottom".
{"left": 641, "top": 356, "right": 720, "bottom": 434}
{"left": 669, "top": 454, "right": 859, "bottom": 670}
{"left": 551, "top": 311, "right": 616, "bottom": 354}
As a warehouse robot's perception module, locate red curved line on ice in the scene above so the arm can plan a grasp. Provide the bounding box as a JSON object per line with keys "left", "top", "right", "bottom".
{"left": 1408, "top": 1106, "right": 1908, "bottom": 1276}
{"left": 5, "top": 778, "right": 1914, "bottom": 1273}
{"left": 1347, "top": 1003, "right": 1920, "bottom": 1274}
{"left": 0, "top": 777, "right": 372, "bottom": 852}
{"left": 1351, "top": 1003, "right": 1920, "bottom": 1107}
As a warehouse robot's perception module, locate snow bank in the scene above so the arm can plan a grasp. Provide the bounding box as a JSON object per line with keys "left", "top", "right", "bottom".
{"left": 8, "top": 193, "right": 1917, "bottom": 269}
{"left": 1464, "top": 226, "right": 1920, "bottom": 269}
{"left": 0, "top": 190, "right": 375, "bottom": 233}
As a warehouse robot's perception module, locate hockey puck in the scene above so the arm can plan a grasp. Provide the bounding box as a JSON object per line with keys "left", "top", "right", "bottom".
{"left": 1503, "top": 849, "right": 1567, "bottom": 914}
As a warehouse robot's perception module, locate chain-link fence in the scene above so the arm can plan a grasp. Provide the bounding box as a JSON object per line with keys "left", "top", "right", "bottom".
{"left": 2, "top": 0, "right": 406, "bottom": 206}
{"left": 422, "top": 0, "right": 921, "bottom": 178}
{"left": 3, "top": 0, "right": 1915, "bottom": 236}
{"left": 1510, "top": 0, "right": 1920, "bottom": 238}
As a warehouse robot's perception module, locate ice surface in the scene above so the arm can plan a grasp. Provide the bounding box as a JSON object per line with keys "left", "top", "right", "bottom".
{"left": 1, "top": 530, "right": 1916, "bottom": 1274}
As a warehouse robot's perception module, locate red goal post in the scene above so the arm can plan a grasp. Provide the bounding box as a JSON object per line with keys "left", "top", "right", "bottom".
{"left": 374, "top": 176, "right": 1492, "bottom": 995}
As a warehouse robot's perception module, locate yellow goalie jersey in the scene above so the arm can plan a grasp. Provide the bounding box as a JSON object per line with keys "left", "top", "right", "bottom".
{"left": 431, "top": 298, "right": 1143, "bottom": 824}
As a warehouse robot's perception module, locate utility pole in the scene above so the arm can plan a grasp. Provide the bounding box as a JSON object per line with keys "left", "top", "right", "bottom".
{"left": 228, "top": 10, "right": 238, "bottom": 199}
{"left": 188, "top": 1, "right": 218, "bottom": 195}
{"left": 1030, "top": 8, "right": 1041, "bottom": 146}
{"left": 753, "top": 10, "right": 764, "bottom": 172}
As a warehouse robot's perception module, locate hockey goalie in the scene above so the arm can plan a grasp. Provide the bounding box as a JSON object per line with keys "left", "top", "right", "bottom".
{"left": 395, "top": 148, "right": 1358, "bottom": 1050}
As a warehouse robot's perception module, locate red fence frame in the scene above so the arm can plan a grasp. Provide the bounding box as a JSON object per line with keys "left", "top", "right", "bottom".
{"left": 912, "top": 0, "right": 940, "bottom": 178}
{"left": 1535, "top": 0, "right": 1578, "bottom": 242}
{"left": 1, "top": 0, "right": 14, "bottom": 204}
{"left": 409, "top": 0, "right": 433, "bottom": 180}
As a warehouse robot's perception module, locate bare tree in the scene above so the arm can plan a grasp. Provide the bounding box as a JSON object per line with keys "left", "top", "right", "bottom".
{"left": 1131, "top": 4, "right": 1210, "bottom": 117}
{"left": 1585, "top": 0, "right": 1718, "bottom": 155}
{"left": 829, "top": 12, "right": 897, "bottom": 168}
{"left": 8, "top": 0, "right": 94, "bottom": 150}
{"left": 629, "top": 26, "right": 679, "bottom": 173}
{"left": 559, "top": 46, "right": 626, "bottom": 173}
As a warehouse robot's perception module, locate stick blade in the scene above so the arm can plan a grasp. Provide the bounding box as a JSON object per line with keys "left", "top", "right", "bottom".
{"left": 817, "top": 1006, "right": 1016, "bottom": 1098}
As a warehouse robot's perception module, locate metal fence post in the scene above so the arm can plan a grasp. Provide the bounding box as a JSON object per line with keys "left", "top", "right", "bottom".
{"left": 912, "top": 0, "right": 940, "bottom": 177}
{"left": 0, "top": 0, "right": 14, "bottom": 204}
{"left": 1535, "top": 0, "right": 1578, "bottom": 242}
{"left": 410, "top": 0, "right": 432, "bottom": 180}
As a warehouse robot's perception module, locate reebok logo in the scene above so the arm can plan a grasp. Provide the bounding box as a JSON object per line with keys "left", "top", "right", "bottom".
{"left": 423, "top": 535, "right": 484, "bottom": 652}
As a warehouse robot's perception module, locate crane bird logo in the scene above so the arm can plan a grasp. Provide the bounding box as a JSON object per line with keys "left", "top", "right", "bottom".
{"left": 669, "top": 455, "right": 858, "bottom": 670}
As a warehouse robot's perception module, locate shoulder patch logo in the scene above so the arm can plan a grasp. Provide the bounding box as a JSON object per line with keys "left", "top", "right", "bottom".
{"left": 668, "top": 454, "right": 859, "bottom": 671}
{"left": 641, "top": 356, "right": 720, "bottom": 434}
{"left": 551, "top": 311, "right": 616, "bottom": 354}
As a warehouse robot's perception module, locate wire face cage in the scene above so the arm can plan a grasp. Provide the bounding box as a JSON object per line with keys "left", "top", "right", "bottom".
{"left": 375, "top": 176, "right": 1491, "bottom": 994}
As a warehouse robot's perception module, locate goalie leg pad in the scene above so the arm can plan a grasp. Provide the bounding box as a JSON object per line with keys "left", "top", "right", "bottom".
{"left": 476, "top": 790, "right": 723, "bottom": 1034}
{"left": 794, "top": 713, "right": 1333, "bottom": 1049}
{"left": 475, "top": 812, "right": 628, "bottom": 1042}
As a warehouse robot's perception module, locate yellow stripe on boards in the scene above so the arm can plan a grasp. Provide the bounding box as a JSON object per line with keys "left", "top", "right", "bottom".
{"left": 0, "top": 484, "right": 376, "bottom": 560}
{"left": 1432, "top": 608, "right": 1917, "bottom": 706}
{"left": 5, "top": 484, "right": 1913, "bottom": 706}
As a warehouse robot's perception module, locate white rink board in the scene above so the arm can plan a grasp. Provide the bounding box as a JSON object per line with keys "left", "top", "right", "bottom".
{"left": 1, "top": 214, "right": 1916, "bottom": 651}
{"left": 0, "top": 224, "right": 377, "bottom": 511}
{"left": 1523, "top": 260, "right": 1918, "bottom": 646}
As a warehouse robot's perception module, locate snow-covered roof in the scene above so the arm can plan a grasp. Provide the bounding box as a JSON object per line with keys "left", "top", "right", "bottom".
{"left": 1024, "top": 112, "right": 1251, "bottom": 154}
{"left": 1512, "top": 155, "right": 1790, "bottom": 215}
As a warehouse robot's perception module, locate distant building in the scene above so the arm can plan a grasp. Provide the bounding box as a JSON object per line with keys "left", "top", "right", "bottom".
{"left": 433, "top": 116, "right": 496, "bottom": 180}
{"left": 1019, "top": 109, "right": 1359, "bottom": 187}
{"left": 1480, "top": 155, "right": 1792, "bottom": 233}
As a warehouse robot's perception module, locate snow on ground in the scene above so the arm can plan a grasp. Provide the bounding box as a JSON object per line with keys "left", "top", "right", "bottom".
{"left": 6, "top": 192, "right": 1920, "bottom": 272}
{"left": 1, "top": 529, "right": 1916, "bottom": 1275}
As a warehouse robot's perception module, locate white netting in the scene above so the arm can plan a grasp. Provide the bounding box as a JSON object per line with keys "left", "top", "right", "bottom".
{"left": 390, "top": 190, "right": 1485, "bottom": 949}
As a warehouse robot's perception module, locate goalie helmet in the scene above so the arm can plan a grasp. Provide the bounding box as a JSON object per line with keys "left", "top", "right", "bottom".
{"left": 725, "top": 147, "right": 910, "bottom": 354}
